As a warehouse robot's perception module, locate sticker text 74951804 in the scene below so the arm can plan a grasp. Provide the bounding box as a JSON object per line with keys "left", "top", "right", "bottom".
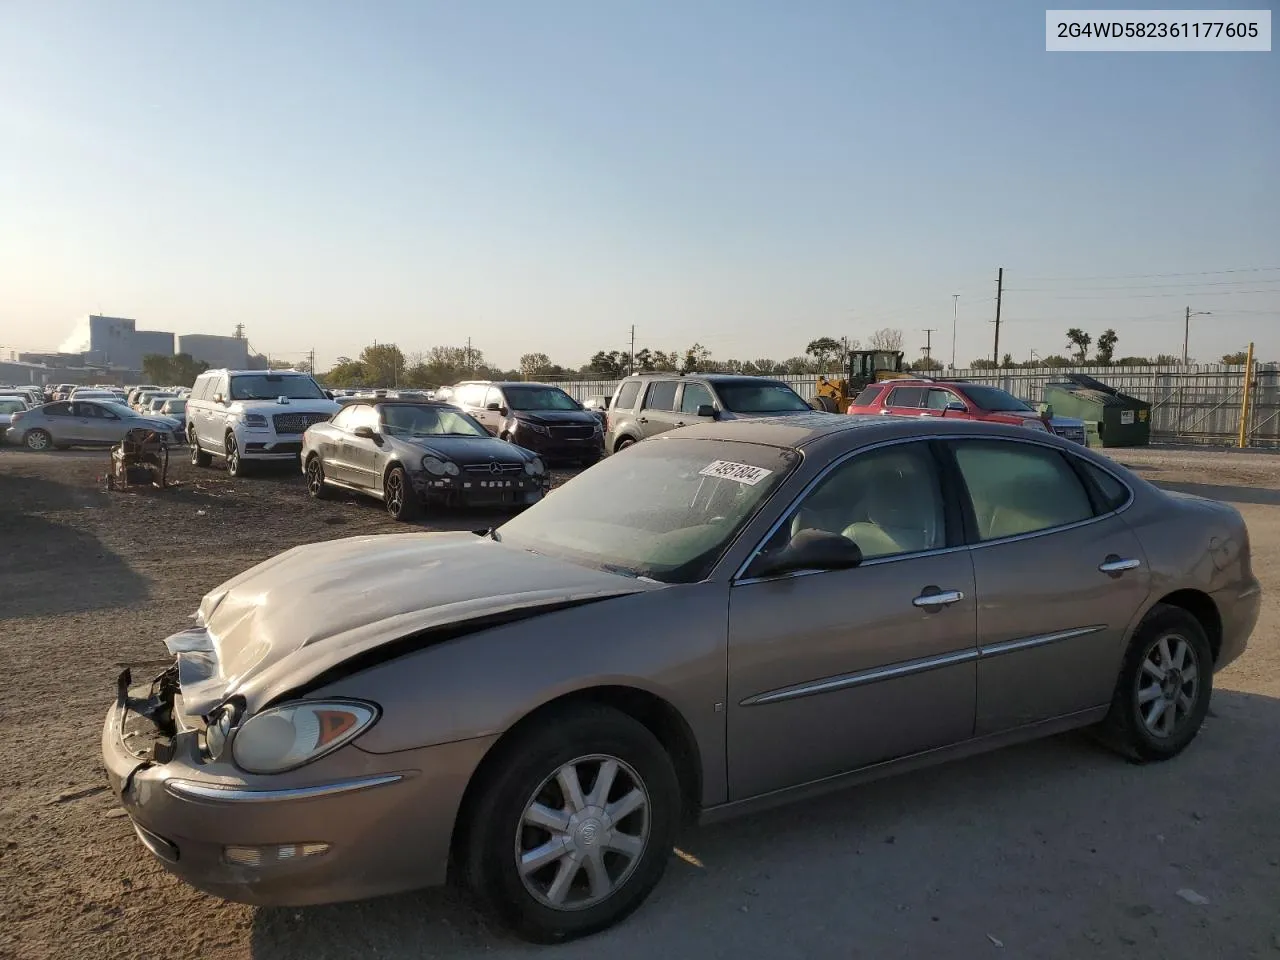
{"left": 698, "top": 460, "right": 774, "bottom": 486}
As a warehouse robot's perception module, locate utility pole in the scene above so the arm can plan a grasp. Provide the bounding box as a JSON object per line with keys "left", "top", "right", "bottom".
{"left": 1184, "top": 307, "right": 1211, "bottom": 366}
{"left": 308, "top": 347, "right": 315, "bottom": 375}
{"left": 629, "top": 325, "right": 636, "bottom": 376}
{"left": 921, "top": 328, "right": 936, "bottom": 364}
{"left": 950, "top": 294, "right": 959, "bottom": 369}
{"left": 992, "top": 267, "right": 1004, "bottom": 365}
{"left": 466, "top": 337, "right": 473, "bottom": 371}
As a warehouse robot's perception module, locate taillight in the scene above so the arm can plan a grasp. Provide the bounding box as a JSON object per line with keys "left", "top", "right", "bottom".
{"left": 10, "top": 412, "right": 23, "bottom": 424}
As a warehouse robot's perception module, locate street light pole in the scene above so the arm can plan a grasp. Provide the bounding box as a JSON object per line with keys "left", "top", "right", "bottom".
{"left": 950, "top": 294, "right": 959, "bottom": 369}
{"left": 1184, "top": 307, "right": 1211, "bottom": 366}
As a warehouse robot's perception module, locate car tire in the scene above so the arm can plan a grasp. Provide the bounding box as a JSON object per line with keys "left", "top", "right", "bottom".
{"left": 305, "top": 455, "right": 333, "bottom": 500}
{"left": 614, "top": 437, "right": 636, "bottom": 453}
{"left": 1097, "top": 603, "right": 1214, "bottom": 762}
{"left": 383, "top": 466, "right": 419, "bottom": 521}
{"left": 462, "top": 705, "right": 681, "bottom": 943}
{"left": 24, "top": 429, "right": 53, "bottom": 451}
{"left": 190, "top": 432, "right": 212, "bottom": 467}
{"left": 225, "top": 434, "right": 249, "bottom": 478}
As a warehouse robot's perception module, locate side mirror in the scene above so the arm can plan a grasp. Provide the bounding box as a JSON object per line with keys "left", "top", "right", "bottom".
{"left": 944, "top": 401, "right": 967, "bottom": 414}
{"left": 1038, "top": 402, "right": 1054, "bottom": 418}
{"left": 353, "top": 425, "right": 382, "bottom": 442}
{"left": 324, "top": 390, "right": 334, "bottom": 399}
{"left": 747, "top": 529, "right": 863, "bottom": 579}
{"left": 485, "top": 402, "right": 501, "bottom": 412}
{"left": 213, "top": 394, "right": 225, "bottom": 405}
{"left": 499, "top": 405, "right": 510, "bottom": 417}
{"left": 695, "top": 404, "right": 719, "bottom": 419}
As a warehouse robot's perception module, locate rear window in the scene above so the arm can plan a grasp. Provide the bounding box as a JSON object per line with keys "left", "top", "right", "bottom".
{"left": 852, "top": 386, "right": 884, "bottom": 407}
{"left": 961, "top": 385, "right": 1032, "bottom": 413}
{"left": 1079, "top": 459, "right": 1131, "bottom": 512}
{"left": 644, "top": 381, "right": 679, "bottom": 412}
{"left": 886, "top": 387, "right": 925, "bottom": 408}
{"left": 614, "top": 381, "right": 641, "bottom": 410}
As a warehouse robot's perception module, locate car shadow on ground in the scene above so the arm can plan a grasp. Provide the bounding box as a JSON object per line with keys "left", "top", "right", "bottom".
{"left": 248, "top": 689, "right": 1280, "bottom": 960}
{"left": 1151, "top": 480, "right": 1280, "bottom": 507}
{"left": 0, "top": 473, "right": 151, "bottom": 618}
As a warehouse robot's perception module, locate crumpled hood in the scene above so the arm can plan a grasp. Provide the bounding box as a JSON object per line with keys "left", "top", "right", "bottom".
{"left": 179, "top": 532, "right": 657, "bottom": 714}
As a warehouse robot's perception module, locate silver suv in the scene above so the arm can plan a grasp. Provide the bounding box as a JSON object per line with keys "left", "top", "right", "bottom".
{"left": 604, "top": 374, "right": 812, "bottom": 454}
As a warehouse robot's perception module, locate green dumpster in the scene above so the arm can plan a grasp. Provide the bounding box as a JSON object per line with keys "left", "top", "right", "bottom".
{"left": 1043, "top": 374, "right": 1151, "bottom": 448}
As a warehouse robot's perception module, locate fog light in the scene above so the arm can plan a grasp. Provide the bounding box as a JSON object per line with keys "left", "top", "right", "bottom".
{"left": 223, "top": 842, "right": 330, "bottom": 867}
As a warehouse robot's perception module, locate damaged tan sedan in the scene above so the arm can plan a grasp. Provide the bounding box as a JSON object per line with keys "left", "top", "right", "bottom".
{"left": 102, "top": 414, "right": 1260, "bottom": 941}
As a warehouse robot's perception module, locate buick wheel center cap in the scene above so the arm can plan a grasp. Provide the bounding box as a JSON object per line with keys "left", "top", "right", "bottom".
{"left": 569, "top": 808, "right": 611, "bottom": 850}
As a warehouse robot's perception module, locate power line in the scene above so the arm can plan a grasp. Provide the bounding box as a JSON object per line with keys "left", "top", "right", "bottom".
{"left": 1016, "top": 266, "right": 1280, "bottom": 282}
{"left": 1004, "top": 278, "right": 1280, "bottom": 293}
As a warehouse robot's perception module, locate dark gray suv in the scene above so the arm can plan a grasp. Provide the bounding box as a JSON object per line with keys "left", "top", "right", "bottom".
{"left": 604, "top": 374, "right": 812, "bottom": 454}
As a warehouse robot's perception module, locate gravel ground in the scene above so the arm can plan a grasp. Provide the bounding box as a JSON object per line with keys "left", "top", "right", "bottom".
{"left": 1, "top": 444, "right": 1278, "bottom": 960}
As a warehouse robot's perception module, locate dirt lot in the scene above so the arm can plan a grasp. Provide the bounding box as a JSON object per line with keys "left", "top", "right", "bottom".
{"left": 1, "top": 445, "right": 1278, "bottom": 960}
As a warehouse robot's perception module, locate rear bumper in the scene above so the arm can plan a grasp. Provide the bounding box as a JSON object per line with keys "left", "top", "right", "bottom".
{"left": 1214, "top": 577, "right": 1261, "bottom": 671}
{"left": 101, "top": 669, "right": 497, "bottom": 906}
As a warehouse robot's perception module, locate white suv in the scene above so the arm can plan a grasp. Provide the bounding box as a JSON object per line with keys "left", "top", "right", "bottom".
{"left": 187, "top": 369, "right": 338, "bottom": 476}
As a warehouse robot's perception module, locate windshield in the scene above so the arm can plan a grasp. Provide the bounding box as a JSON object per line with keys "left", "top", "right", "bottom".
{"left": 0, "top": 399, "right": 26, "bottom": 414}
{"left": 497, "top": 438, "right": 797, "bottom": 583}
{"left": 716, "top": 381, "right": 810, "bottom": 413}
{"left": 229, "top": 374, "right": 327, "bottom": 401}
{"left": 162, "top": 399, "right": 187, "bottom": 412}
{"left": 380, "top": 404, "right": 488, "bottom": 438}
{"left": 963, "top": 385, "right": 1034, "bottom": 413}
{"left": 504, "top": 386, "right": 580, "bottom": 411}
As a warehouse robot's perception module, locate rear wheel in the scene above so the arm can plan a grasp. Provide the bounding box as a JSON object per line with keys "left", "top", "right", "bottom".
{"left": 24, "top": 428, "right": 52, "bottom": 451}
{"left": 1098, "top": 604, "right": 1213, "bottom": 762}
{"left": 809, "top": 395, "right": 840, "bottom": 413}
{"left": 305, "top": 455, "right": 332, "bottom": 499}
{"left": 384, "top": 466, "right": 420, "bottom": 521}
{"left": 614, "top": 437, "right": 636, "bottom": 454}
{"left": 462, "top": 706, "right": 681, "bottom": 943}
{"left": 189, "top": 430, "right": 212, "bottom": 467}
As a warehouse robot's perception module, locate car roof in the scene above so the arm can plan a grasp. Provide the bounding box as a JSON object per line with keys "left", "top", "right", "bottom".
{"left": 619, "top": 373, "right": 789, "bottom": 382}
{"left": 669, "top": 412, "right": 1067, "bottom": 449}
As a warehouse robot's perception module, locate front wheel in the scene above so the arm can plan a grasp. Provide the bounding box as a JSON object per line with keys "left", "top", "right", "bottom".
{"left": 462, "top": 706, "right": 681, "bottom": 943}
{"left": 383, "top": 466, "right": 420, "bottom": 521}
{"left": 225, "top": 434, "right": 249, "bottom": 477}
{"left": 1098, "top": 604, "right": 1213, "bottom": 762}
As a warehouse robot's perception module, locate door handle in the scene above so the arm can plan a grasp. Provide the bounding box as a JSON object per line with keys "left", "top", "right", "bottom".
{"left": 912, "top": 589, "right": 964, "bottom": 608}
{"left": 638, "top": 416, "right": 649, "bottom": 423}
{"left": 674, "top": 421, "right": 685, "bottom": 427}
{"left": 1099, "top": 556, "right": 1141, "bottom": 574}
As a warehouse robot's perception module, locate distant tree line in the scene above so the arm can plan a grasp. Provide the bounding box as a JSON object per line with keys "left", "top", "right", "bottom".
{"left": 315, "top": 325, "right": 1259, "bottom": 389}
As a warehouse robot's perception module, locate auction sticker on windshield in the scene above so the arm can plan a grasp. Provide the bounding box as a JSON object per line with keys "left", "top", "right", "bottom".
{"left": 699, "top": 460, "right": 773, "bottom": 485}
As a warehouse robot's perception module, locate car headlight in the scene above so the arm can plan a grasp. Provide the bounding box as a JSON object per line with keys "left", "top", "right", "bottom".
{"left": 242, "top": 413, "right": 269, "bottom": 431}
{"left": 231, "top": 700, "right": 378, "bottom": 774}
{"left": 202, "top": 704, "right": 237, "bottom": 761}
{"left": 524, "top": 457, "right": 546, "bottom": 476}
{"left": 422, "top": 455, "right": 459, "bottom": 476}
{"left": 516, "top": 419, "right": 548, "bottom": 436}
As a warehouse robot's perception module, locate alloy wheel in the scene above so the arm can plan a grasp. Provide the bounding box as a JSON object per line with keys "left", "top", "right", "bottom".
{"left": 386, "top": 471, "right": 404, "bottom": 515}
{"left": 1137, "top": 633, "right": 1200, "bottom": 739}
{"left": 25, "top": 430, "right": 50, "bottom": 451}
{"left": 306, "top": 458, "right": 324, "bottom": 496}
{"left": 514, "top": 754, "right": 650, "bottom": 911}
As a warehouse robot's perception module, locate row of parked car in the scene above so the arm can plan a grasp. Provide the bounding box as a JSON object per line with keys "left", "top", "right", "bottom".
{"left": 0, "top": 382, "right": 193, "bottom": 450}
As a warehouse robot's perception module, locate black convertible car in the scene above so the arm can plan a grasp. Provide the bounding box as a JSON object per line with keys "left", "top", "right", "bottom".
{"left": 301, "top": 401, "right": 549, "bottom": 520}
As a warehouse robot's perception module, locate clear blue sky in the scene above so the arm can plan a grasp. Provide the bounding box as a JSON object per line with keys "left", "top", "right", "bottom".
{"left": 1, "top": 1, "right": 1277, "bottom": 370}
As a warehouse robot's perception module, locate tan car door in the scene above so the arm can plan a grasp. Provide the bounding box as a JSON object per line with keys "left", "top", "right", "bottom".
{"left": 726, "top": 440, "right": 977, "bottom": 801}
{"left": 945, "top": 438, "right": 1151, "bottom": 736}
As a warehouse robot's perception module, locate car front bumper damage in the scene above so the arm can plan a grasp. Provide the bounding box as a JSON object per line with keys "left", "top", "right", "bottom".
{"left": 102, "top": 664, "right": 496, "bottom": 906}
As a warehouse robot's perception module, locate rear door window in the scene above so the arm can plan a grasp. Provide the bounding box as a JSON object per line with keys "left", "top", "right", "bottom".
{"left": 951, "top": 440, "right": 1094, "bottom": 540}
{"left": 43, "top": 402, "right": 71, "bottom": 417}
{"left": 643, "top": 381, "right": 678, "bottom": 412}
